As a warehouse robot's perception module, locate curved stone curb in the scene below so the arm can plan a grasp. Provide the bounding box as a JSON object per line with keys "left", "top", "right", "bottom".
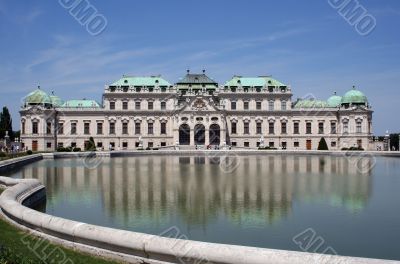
{"left": 0, "top": 177, "right": 399, "bottom": 264}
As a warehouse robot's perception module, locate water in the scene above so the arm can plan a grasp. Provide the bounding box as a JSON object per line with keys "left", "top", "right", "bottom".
{"left": 5, "top": 154, "right": 400, "bottom": 260}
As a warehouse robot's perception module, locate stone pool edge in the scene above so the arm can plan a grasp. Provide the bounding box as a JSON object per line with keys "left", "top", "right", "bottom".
{"left": 1, "top": 152, "right": 400, "bottom": 264}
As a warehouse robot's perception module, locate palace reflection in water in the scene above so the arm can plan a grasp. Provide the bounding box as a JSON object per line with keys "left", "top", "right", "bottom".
{"left": 11, "top": 155, "right": 373, "bottom": 228}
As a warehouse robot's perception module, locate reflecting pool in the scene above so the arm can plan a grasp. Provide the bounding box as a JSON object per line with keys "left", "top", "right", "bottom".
{"left": 5, "top": 154, "right": 400, "bottom": 260}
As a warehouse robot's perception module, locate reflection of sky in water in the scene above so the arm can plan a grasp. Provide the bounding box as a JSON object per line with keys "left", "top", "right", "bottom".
{"left": 6, "top": 155, "right": 400, "bottom": 260}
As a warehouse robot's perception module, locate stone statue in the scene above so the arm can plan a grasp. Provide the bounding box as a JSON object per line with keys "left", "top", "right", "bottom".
{"left": 138, "top": 136, "right": 143, "bottom": 148}
{"left": 259, "top": 135, "right": 265, "bottom": 148}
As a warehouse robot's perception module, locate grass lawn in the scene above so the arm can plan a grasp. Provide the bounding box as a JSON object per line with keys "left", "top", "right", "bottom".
{"left": 0, "top": 188, "right": 118, "bottom": 264}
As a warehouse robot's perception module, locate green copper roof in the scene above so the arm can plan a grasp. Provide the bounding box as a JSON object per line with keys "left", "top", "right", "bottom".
{"left": 294, "top": 99, "right": 329, "bottom": 109}
{"left": 62, "top": 100, "right": 101, "bottom": 108}
{"left": 111, "top": 76, "right": 170, "bottom": 87}
{"left": 225, "top": 76, "right": 286, "bottom": 87}
{"left": 50, "top": 93, "right": 64, "bottom": 107}
{"left": 24, "top": 88, "right": 52, "bottom": 105}
{"left": 327, "top": 93, "right": 342, "bottom": 107}
{"left": 341, "top": 87, "right": 368, "bottom": 105}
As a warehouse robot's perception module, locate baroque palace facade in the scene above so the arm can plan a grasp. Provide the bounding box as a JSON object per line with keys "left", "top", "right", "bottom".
{"left": 20, "top": 71, "right": 373, "bottom": 151}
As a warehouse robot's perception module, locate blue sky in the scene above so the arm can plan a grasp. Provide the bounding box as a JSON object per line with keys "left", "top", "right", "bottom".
{"left": 0, "top": 0, "right": 399, "bottom": 134}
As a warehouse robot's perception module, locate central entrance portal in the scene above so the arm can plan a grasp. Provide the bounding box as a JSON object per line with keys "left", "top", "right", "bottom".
{"left": 179, "top": 124, "right": 191, "bottom": 145}
{"left": 194, "top": 124, "right": 206, "bottom": 145}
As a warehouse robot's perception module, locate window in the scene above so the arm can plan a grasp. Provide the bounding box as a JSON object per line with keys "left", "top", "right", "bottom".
{"left": 148, "top": 87, "right": 154, "bottom": 92}
{"left": 84, "top": 123, "right": 90, "bottom": 135}
{"left": 356, "top": 121, "right": 362, "bottom": 133}
{"left": 281, "top": 101, "right": 287, "bottom": 111}
{"left": 256, "top": 101, "right": 262, "bottom": 110}
{"left": 135, "top": 123, "right": 141, "bottom": 135}
{"left": 161, "top": 87, "right": 167, "bottom": 93}
{"left": 269, "top": 142, "right": 275, "bottom": 148}
{"left": 269, "top": 101, "right": 274, "bottom": 111}
{"left": 97, "top": 123, "right": 103, "bottom": 135}
{"left": 22, "top": 122, "right": 26, "bottom": 134}
{"left": 47, "top": 142, "right": 52, "bottom": 149}
{"left": 110, "top": 101, "right": 115, "bottom": 110}
{"left": 244, "top": 142, "right": 250, "bottom": 148}
{"left": 71, "top": 123, "right": 77, "bottom": 135}
{"left": 135, "top": 101, "right": 141, "bottom": 110}
{"left": 122, "top": 142, "right": 128, "bottom": 149}
{"left": 97, "top": 142, "right": 103, "bottom": 148}
{"left": 58, "top": 143, "right": 64, "bottom": 148}
{"left": 161, "top": 101, "right": 166, "bottom": 110}
{"left": 282, "top": 142, "right": 287, "bottom": 149}
{"left": 293, "top": 122, "right": 299, "bottom": 134}
{"left": 244, "top": 122, "right": 249, "bottom": 134}
{"left": 306, "top": 122, "right": 312, "bottom": 134}
{"left": 148, "top": 123, "right": 154, "bottom": 135}
{"left": 161, "top": 122, "right": 167, "bottom": 134}
{"left": 71, "top": 142, "right": 77, "bottom": 148}
{"left": 109, "top": 123, "right": 115, "bottom": 135}
{"left": 135, "top": 87, "right": 141, "bottom": 93}
{"left": 122, "top": 101, "right": 128, "bottom": 110}
{"left": 343, "top": 121, "right": 349, "bottom": 134}
{"left": 269, "top": 122, "right": 274, "bottom": 134}
{"left": 318, "top": 122, "right": 324, "bottom": 134}
{"left": 256, "top": 122, "right": 262, "bottom": 134}
{"left": 148, "top": 101, "right": 153, "bottom": 110}
{"left": 281, "top": 122, "right": 287, "bottom": 134}
{"left": 231, "top": 122, "right": 237, "bottom": 134}
{"left": 331, "top": 141, "right": 337, "bottom": 147}
{"left": 46, "top": 122, "right": 52, "bottom": 135}
{"left": 148, "top": 142, "right": 154, "bottom": 148}
{"left": 58, "top": 123, "right": 64, "bottom": 135}
{"left": 231, "top": 142, "right": 237, "bottom": 147}
{"left": 294, "top": 141, "right": 300, "bottom": 148}
{"left": 331, "top": 122, "right": 337, "bottom": 134}
{"left": 122, "top": 122, "right": 128, "bottom": 135}
{"left": 231, "top": 101, "right": 236, "bottom": 110}
{"left": 161, "top": 142, "right": 167, "bottom": 147}
{"left": 244, "top": 101, "right": 249, "bottom": 110}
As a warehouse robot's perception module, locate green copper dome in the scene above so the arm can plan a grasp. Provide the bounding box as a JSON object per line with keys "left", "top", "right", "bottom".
{"left": 294, "top": 99, "right": 329, "bottom": 109}
{"left": 24, "top": 87, "right": 52, "bottom": 105}
{"left": 341, "top": 87, "right": 368, "bottom": 105}
{"left": 327, "top": 93, "right": 342, "bottom": 107}
{"left": 50, "top": 92, "right": 64, "bottom": 107}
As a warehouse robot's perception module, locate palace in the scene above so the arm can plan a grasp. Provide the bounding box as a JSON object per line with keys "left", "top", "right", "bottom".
{"left": 20, "top": 71, "right": 373, "bottom": 151}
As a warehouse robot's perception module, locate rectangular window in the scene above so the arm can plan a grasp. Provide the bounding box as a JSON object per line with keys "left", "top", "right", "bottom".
{"left": 243, "top": 101, "right": 249, "bottom": 110}
{"left": 122, "top": 122, "right": 128, "bottom": 135}
{"left": 231, "top": 101, "right": 236, "bottom": 110}
{"left": 32, "top": 121, "right": 39, "bottom": 134}
{"left": 110, "top": 101, "right": 115, "bottom": 110}
{"left": 22, "top": 122, "right": 26, "bottom": 134}
{"left": 269, "top": 122, "right": 274, "bottom": 135}
{"left": 97, "top": 142, "right": 103, "bottom": 148}
{"left": 135, "top": 123, "right": 141, "bottom": 135}
{"left": 122, "top": 101, "right": 128, "bottom": 110}
{"left": 58, "top": 123, "right": 64, "bottom": 135}
{"left": 84, "top": 123, "right": 90, "bottom": 135}
{"left": 109, "top": 123, "right": 115, "bottom": 135}
{"left": 356, "top": 121, "right": 362, "bottom": 133}
{"left": 343, "top": 122, "right": 349, "bottom": 134}
{"left": 306, "top": 122, "right": 312, "bottom": 134}
{"left": 244, "top": 122, "right": 249, "bottom": 134}
{"left": 97, "top": 123, "right": 103, "bottom": 135}
{"left": 231, "top": 122, "right": 237, "bottom": 134}
{"left": 269, "top": 101, "right": 274, "bottom": 111}
{"left": 269, "top": 142, "right": 275, "bottom": 148}
{"left": 331, "top": 141, "right": 337, "bottom": 147}
{"left": 161, "top": 122, "right": 167, "bottom": 134}
{"left": 148, "top": 123, "right": 154, "bottom": 135}
{"left": 122, "top": 142, "right": 128, "bottom": 149}
{"left": 281, "top": 122, "right": 287, "bottom": 134}
{"left": 148, "top": 101, "right": 153, "bottom": 110}
{"left": 231, "top": 142, "right": 237, "bottom": 147}
{"left": 135, "top": 101, "right": 141, "bottom": 110}
{"left": 71, "top": 123, "right": 77, "bottom": 135}
{"left": 281, "top": 101, "right": 287, "bottom": 111}
{"left": 161, "top": 101, "right": 166, "bottom": 110}
{"left": 244, "top": 142, "right": 250, "bottom": 148}
{"left": 294, "top": 141, "right": 300, "bottom": 148}
{"left": 318, "top": 122, "right": 324, "bottom": 134}
{"left": 331, "top": 122, "right": 337, "bottom": 134}
{"left": 293, "top": 122, "right": 299, "bottom": 134}
{"left": 71, "top": 142, "right": 77, "bottom": 148}
{"left": 256, "top": 123, "right": 262, "bottom": 134}
{"left": 47, "top": 142, "right": 52, "bottom": 149}
{"left": 46, "top": 122, "right": 52, "bottom": 135}
{"left": 161, "top": 142, "right": 167, "bottom": 147}
{"left": 256, "top": 101, "right": 262, "bottom": 110}
{"left": 148, "top": 142, "right": 154, "bottom": 148}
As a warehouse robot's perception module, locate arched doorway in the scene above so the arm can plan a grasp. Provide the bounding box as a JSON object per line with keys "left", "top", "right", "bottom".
{"left": 179, "top": 124, "right": 190, "bottom": 145}
{"left": 194, "top": 124, "right": 206, "bottom": 145}
{"left": 209, "top": 124, "right": 221, "bottom": 145}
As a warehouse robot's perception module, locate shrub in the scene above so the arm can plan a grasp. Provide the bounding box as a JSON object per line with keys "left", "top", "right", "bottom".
{"left": 73, "top": 148, "right": 81, "bottom": 152}
{"left": 318, "top": 137, "right": 329, "bottom": 150}
{"left": 0, "top": 152, "right": 6, "bottom": 158}
{"left": 26, "top": 150, "right": 33, "bottom": 155}
{"left": 258, "top": 146, "right": 278, "bottom": 150}
{"left": 85, "top": 137, "right": 96, "bottom": 151}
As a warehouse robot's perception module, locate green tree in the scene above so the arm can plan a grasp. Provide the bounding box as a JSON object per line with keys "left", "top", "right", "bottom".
{"left": 318, "top": 137, "right": 329, "bottom": 150}
{"left": 390, "top": 133, "right": 400, "bottom": 151}
{"left": 0, "top": 107, "right": 13, "bottom": 140}
{"left": 85, "top": 137, "right": 96, "bottom": 151}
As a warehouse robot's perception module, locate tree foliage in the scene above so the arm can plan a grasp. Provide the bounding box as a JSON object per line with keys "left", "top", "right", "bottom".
{"left": 0, "top": 107, "right": 13, "bottom": 140}
{"left": 85, "top": 137, "right": 96, "bottom": 151}
{"left": 318, "top": 137, "right": 329, "bottom": 150}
